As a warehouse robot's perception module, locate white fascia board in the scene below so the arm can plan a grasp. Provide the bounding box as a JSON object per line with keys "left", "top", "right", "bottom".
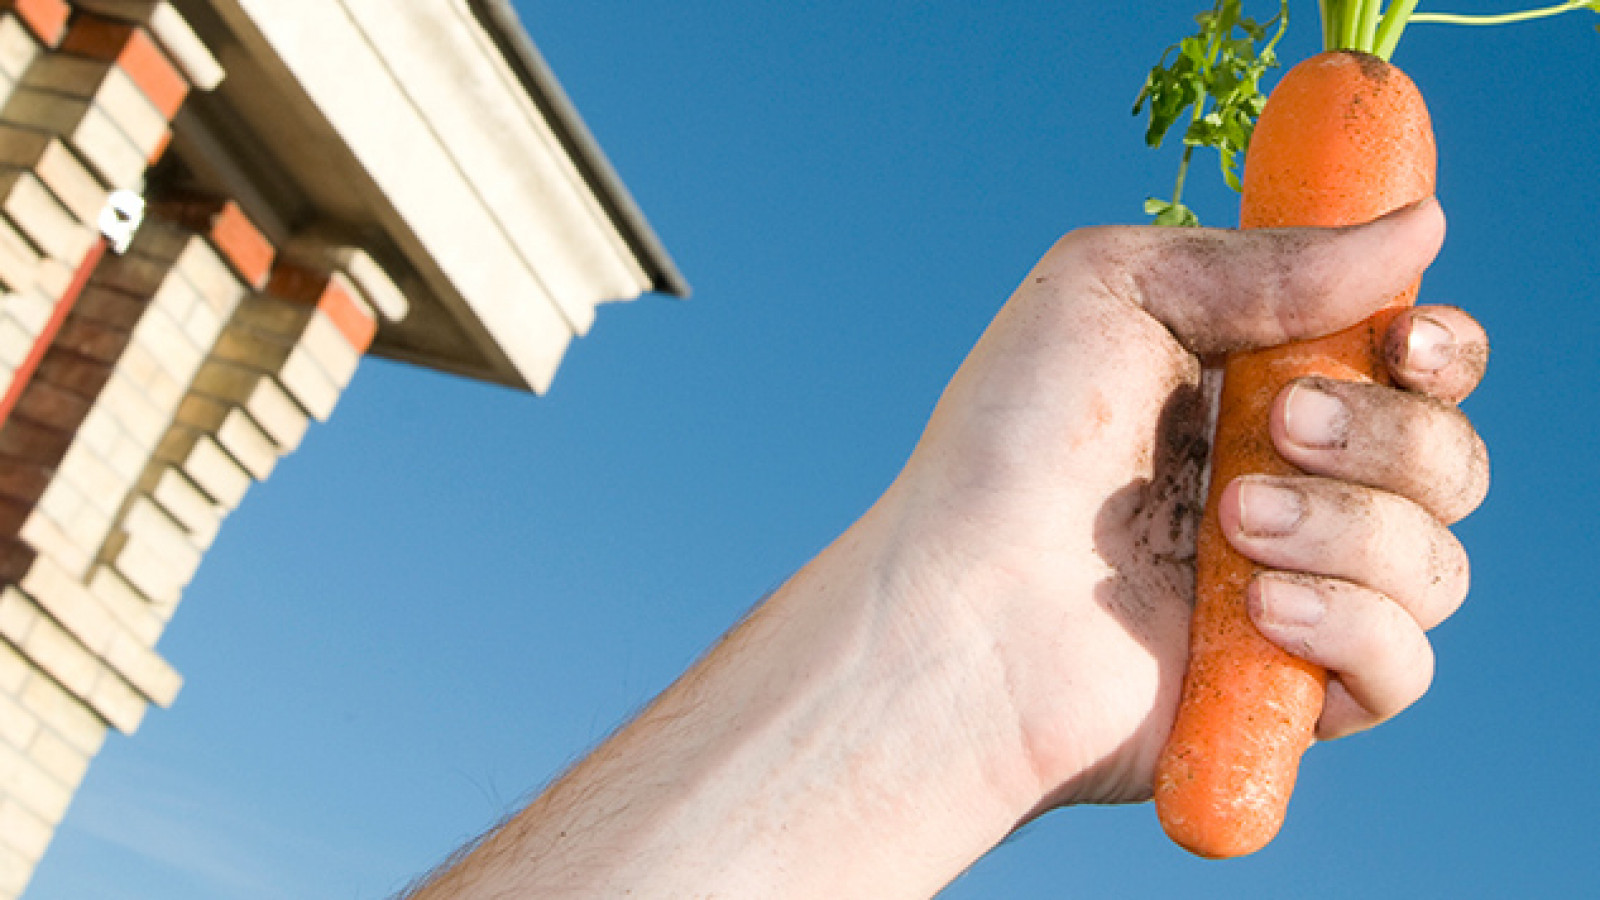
{"left": 344, "top": 0, "right": 656, "bottom": 320}
{"left": 230, "top": 0, "right": 653, "bottom": 391}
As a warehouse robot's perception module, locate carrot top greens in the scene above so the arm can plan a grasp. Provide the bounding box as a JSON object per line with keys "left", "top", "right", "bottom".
{"left": 1325, "top": 0, "right": 1600, "bottom": 59}
{"left": 1137, "top": 0, "right": 1600, "bottom": 226}
{"left": 1133, "top": 0, "right": 1286, "bottom": 227}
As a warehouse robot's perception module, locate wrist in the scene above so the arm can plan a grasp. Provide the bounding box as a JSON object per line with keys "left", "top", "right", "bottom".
{"left": 869, "top": 468, "right": 1183, "bottom": 813}
{"left": 649, "top": 491, "right": 1050, "bottom": 895}
{"left": 839, "top": 487, "right": 1070, "bottom": 823}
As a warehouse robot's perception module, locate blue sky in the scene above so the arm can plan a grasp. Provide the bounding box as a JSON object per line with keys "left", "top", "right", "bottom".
{"left": 25, "top": 2, "right": 1600, "bottom": 897}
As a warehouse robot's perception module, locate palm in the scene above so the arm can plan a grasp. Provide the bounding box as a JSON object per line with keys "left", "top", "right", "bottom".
{"left": 901, "top": 275, "right": 1214, "bottom": 808}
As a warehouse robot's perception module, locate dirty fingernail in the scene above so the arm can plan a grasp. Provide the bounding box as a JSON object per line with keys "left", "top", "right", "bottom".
{"left": 1284, "top": 383, "right": 1350, "bottom": 449}
{"left": 1237, "top": 479, "right": 1307, "bottom": 538}
{"left": 1252, "top": 577, "right": 1326, "bottom": 629}
{"left": 1405, "top": 314, "right": 1455, "bottom": 375}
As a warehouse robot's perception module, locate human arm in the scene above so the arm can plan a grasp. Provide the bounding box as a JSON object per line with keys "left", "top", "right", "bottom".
{"left": 404, "top": 198, "right": 1488, "bottom": 898}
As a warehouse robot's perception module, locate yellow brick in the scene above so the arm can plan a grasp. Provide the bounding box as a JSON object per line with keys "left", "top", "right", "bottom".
{"left": 0, "top": 693, "right": 37, "bottom": 752}
{"left": 120, "top": 497, "right": 201, "bottom": 575}
{"left": 18, "top": 675, "right": 105, "bottom": 755}
{"left": 191, "top": 357, "right": 261, "bottom": 402}
{"left": 0, "top": 169, "right": 90, "bottom": 263}
{"left": 131, "top": 302, "right": 203, "bottom": 383}
{"left": 102, "top": 430, "right": 149, "bottom": 483}
{"left": 55, "top": 502, "right": 113, "bottom": 569}
{"left": 17, "top": 613, "right": 101, "bottom": 700}
{"left": 303, "top": 309, "right": 361, "bottom": 389}
{"left": 148, "top": 261, "right": 199, "bottom": 316}
{"left": 0, "top": 739, "right": 68, "bottom": 822}
{"left": 25, "top": 727, "right": 87, "bottom": 790}
{"left": 0, "top": 799, "right": 48, "bottom": 861}
{"left": 32, "top": 479, "right": 86, "bottom": 542}
{"left": 175, "top": 390, "right": 228, "bottom": 431}
{"left": 150, "top": 3, "right": 224, "bottom": 90}
{"left": 0, "top": 290, "right": 47, "bottom": 333}
{"left": 0, "top": 591, "right": 37, "bottom": 648}
{"left": 16, "top": 556, "right": 116, "bottom": 656}
{"left": 0, "top": 646, "right": 25, "bottom": 696}
{"left": 231, "top": 293, "right": 309, "bottom": 341}
{"left": 31, "top": 257, "right": 69, "bottom": 298}
{"left": 110, "top": 535, "right": 180, "bottom": 606}
{"left": 16, "top": 513, "right": 91, "bottom": 580}
{"left": 0, "top": 15, "right": 40, "bottom": 84}
{"left": 54, "top": 443, "right": 126, "bottom": 516}
{"left": 75, "top": 404, "right": 123, "bottom": 458}
{"left": 35, "top": 137, "right": 109, "bottom": 226}
{"left": 95, "top": 66, "right": 169, "bottom": 160}
{"left": 0, "top": 317, "right": 26, "bottom": 368}
{"left": 85, "top": 567, "right": 161, "bottom": 647}
{"left": 86, "top": 672, "right": 143, "bottom": 734}
{"left": 245, "top": 375, "right": 309, "bottom": 452}
{"left": 0, "top": 134, "right": 108, "bottom": 227}
{"left": 179, "top": 288, "right": 222, "bottom": 346}
{"left": 0, "top": 213, "right": 38, "bottom": 293}
{"left": 180, "top": 433, "right": 251, "bottom": 509}
{"left": 103, "top": 629, "right": 179, "bottom": 707}
{"left": 149, "top": 467, "right": 221, "bottom": 548}
{"left": 174, "top": 233, "right": 244, "bottom": 314}
{"left": 1, "top": 88, "right": 146, "bottom": 191}
{"left": 0, "top": 839, "right": 29, "bottom": 895}
{"left": 97, "top": 367, "right": 170, "bottom": 449}
{"left": 19, "top": 54, "right": 104, "bottom": 99}
{"left": 277, "top": 345, "right": 339, "bottom": 421}
{"left": 72, "top": 103, "right": 149, "bottom": 190}
{"left": 216, "top": 406, "right": 276, "bottom": 480}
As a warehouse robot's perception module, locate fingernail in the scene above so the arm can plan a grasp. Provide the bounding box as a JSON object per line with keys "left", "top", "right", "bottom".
{"left": 1237, "top": 479, "right": 1307, "bottom": 538}
{"left": 1284, "top": 383, "right": 1350, "bottom": 449}
{"left": 1405, "top": 315, "right": 1455, "bottom": 375}
{"left": 1251, "top": 577, "right": 1326, "bottom": 629}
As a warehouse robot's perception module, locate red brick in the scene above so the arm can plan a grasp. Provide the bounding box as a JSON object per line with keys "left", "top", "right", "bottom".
{"left": 52, "top": 316, "right": 128, "bottom": 365}
{"left": 0, "top": 495, "right": 27, "bottom": 534}
{"left": 59, "top": 14, "right": 188, "bottom": 119}
{"left": 0, "top": 414, "right": 71, "bottom": 463}
{"left": 0, "top": 454, "right": 50, "bottom": 503}
{"left": 265, "top": 263, "right": 377, "bottom": 352}
{"left": 12, "top": 378, "right": 89, "bottom": 431}
{"left": 32, "top": 348, "right": 112, "bottom": 399}
{"left": 72, "top": 284, "right": 148, "bottom": 329}
{"left": 147, "top": 196, "right": 274, "bottom": 290}
{"left": 0, "top": 0, "right": 68, "bottom": 47}
{"left": 0, "top": 535, "right": 36, "bottom": 581}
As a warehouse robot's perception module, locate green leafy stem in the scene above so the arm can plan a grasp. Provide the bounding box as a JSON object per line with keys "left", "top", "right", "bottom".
{"left": 1133, "top": 0, "right": 1287, "bottom": 228}
{"left": 1325, "top": 0, "right": 1600, "bottom": 60}
{"left": 1137, "top": 1, "right": 1600, "bottom": 227}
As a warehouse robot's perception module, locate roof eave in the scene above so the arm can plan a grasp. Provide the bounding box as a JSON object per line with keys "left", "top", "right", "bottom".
{"left": 470, "top": 0, "right": 690, "bottom": 300}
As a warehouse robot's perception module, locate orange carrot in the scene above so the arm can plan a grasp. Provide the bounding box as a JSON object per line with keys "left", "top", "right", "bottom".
{"left": 1152, "top": 50, "right": 1436, "bottom": 859}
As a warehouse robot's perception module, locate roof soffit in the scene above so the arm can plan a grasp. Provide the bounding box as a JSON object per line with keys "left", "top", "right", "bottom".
{"left": 169, "top": 0, "right": 683, "bottom": 391}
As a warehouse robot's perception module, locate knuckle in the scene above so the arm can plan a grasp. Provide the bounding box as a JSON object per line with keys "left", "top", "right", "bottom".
{"left": 1345, "top": 383, "right": 1488, "bottom": 524}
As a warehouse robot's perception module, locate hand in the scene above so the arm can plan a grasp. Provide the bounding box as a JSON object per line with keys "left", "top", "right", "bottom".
{"left": 884, "top": 198, "right": 1488, "bottom": 810}
{"left": 406, "top": 200, "right": 1491, "bottom": 900}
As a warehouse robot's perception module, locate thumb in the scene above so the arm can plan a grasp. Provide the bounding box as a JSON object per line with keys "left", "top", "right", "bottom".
{"left": 1116, "top": 198, "right": 1446, "bottom": 354}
